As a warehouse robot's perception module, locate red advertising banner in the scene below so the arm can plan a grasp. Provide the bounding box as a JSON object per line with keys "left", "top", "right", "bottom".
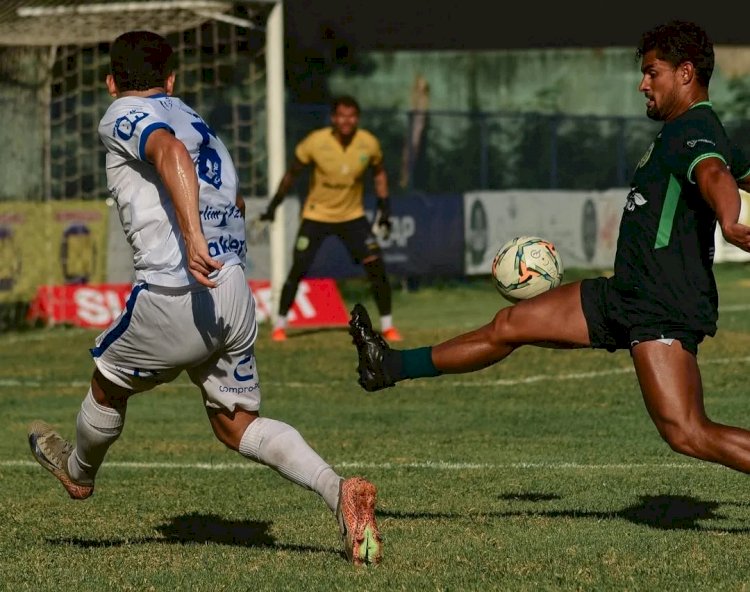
{"left": 27, "top": 279, "right": 349, "bottom": 328}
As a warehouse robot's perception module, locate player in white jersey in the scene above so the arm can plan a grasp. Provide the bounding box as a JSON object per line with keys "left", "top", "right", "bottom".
{"left": 26, "top": 30, "right": 381, "bottom": 567}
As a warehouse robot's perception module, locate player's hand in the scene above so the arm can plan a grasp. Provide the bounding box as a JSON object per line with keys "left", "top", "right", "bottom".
{"left": 722, "top": 221, "right": 750, "bottom": 252}
{"left": 378, "top": 216, "right": 392, "bottom": 240}
{"left": 372, "top": 198, "right": 392, "bottom": 240}
{"left": 185, "top": 234, "right": 223, "bottom": 288}
{"left": 259, "top": 207, "right": 275, "bottom": 222}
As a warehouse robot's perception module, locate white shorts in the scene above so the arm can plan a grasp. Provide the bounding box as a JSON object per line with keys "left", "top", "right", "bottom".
{"left": 91, "top": 264, "right": 261, "bottom": 412}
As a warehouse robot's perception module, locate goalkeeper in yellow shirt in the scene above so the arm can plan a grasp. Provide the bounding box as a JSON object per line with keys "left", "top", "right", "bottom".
{"left": 260, "top": 95, "right": 402, "bottom": 342}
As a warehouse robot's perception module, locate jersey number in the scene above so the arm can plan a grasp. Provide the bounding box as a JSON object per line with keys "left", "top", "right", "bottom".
{"left": 191, "top": 121, "right": 222, "bottom": 189}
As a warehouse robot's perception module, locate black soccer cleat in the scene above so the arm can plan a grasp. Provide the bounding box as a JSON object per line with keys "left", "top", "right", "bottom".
{"left": 348, "top": 303, "right": 396, "bottom": 392}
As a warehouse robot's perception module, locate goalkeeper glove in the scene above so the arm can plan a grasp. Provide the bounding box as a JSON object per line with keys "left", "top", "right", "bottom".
{"left": 372, "top": 198, "right": 392, "bottom": 240}
{"left": 259, "top": 193, "right": 284, "bottom": 222}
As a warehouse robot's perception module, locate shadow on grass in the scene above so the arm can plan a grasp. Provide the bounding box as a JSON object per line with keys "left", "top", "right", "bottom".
{"left": 380, "top": 494, "right": 750, "bottom": 533}
{"left": 47, "top": 512, "right": 340, "bottom": 557}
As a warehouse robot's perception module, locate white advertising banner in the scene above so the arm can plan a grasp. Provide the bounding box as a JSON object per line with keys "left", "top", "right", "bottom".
{"left": 464, "top": 189, "right": 627, "bottom": 275}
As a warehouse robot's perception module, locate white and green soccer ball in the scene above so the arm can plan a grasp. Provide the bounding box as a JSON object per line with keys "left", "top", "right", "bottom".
{"left": 491, "top": 235, "right": 564, "bottom": 303}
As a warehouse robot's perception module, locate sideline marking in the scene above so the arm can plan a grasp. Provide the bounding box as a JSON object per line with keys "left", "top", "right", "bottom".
{"left": 0, "top": 459, "right": 722, "bottom": 471}
{"left": 4, "top": 355, "right": 750, "bottom": 389}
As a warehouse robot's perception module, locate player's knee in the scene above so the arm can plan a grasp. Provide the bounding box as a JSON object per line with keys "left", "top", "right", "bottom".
{"left": 489, "top": 306, "right": 524, "bottom": 345}
{"left": 657, "top": 418, "right": 709, "bottom": 458}
{"left": 92, "top": 369, "right": 131, "bottom": 410}
{"left": 209, "top": 409, "right": 257, "bottom": 451}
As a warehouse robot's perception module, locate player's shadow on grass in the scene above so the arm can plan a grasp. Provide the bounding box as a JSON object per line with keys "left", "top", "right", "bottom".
{"left": 48, "top": 513, "right": 338, "bottom": 557}
{"left": 380, "top": 494, "right": 750, "bottom": 533}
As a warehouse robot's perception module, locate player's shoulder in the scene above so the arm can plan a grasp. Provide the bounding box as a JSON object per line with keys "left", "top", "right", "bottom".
{"left": 99, "top": 96, "right": 157, "bottom": 130}
{"left": 675, "top": 101, "right": 724, "bottom": 130}
{"left": 353, "top": 128, "right": 382, "bottom": 155}
{"left": 296, "top": 127, "right": 335, "bottom": 154}
{"left": 355, "top": 127, "right": 379, "bottom": 144}
{"left": 303, "top": 127, "right": 334, "bottom": 143}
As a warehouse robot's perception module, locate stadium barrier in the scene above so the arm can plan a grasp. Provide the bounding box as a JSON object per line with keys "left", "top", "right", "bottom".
{"left": 27, "top": 278, "right": 348, "bottom": 329}
{"left": 6, "top": 189, "right": 750, "bottom": 328}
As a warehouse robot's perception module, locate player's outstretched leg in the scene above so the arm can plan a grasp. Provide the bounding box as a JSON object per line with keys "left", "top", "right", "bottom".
{"left": 348, "top": 303, "right": 396, "bottom": 391}
{"left": 336, "top": 476, "right": 383, "bottom": 566}
{"left": 27, "top": 420, "right": 94, "bottom": 500}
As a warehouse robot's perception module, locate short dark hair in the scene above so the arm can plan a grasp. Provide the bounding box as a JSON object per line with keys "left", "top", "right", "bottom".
{"left": 331, "top": 95, "right": 360, "bottom": 114}
{"left": 109, "top": 30, "right": 177, "bottom": 92}
{"left": 636, "top": 20, "right": 714, "bottom": 87}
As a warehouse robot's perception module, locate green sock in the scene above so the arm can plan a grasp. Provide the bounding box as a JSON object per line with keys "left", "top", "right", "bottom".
{"left": 389, "top": 346, "right": 442, "bottom": 379}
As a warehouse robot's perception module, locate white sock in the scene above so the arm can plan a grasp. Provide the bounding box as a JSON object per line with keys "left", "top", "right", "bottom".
{"left": 274, "top": 316, "right": 288, "bottom": 330}
{"left": 238, "top": 417, "right": 342, "bottom": 512}
{"left": 380, "top": 314, "right": 393, "bottom": 331}
{"left": 67, "top": 388, "right": 125, "bottom": 484}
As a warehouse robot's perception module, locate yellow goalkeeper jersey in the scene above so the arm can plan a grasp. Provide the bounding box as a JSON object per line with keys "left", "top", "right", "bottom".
{"left": 295, "top": 127, "right": 383, "bottom": 223}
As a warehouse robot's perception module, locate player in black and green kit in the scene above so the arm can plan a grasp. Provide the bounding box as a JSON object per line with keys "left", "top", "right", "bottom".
{"left": 349, "top": 20, "right": 750, "bottom": 475}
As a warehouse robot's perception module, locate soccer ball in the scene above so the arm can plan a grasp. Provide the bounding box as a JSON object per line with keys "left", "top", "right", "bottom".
{"left": 491, "top": 236, "right": 564, "bottom": 303}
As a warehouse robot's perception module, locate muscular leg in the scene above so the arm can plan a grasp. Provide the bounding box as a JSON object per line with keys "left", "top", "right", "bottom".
{"left": 633, "top": 341, "right": 750, "bottom": 473}
{"left": 67, "top": 369, "right": 129, "bottom": 484}
{"left": 208, "top": 408, "right": 342, "bottom": 512}
{"left": 277, "top": 225, "right": 323, "bottom": 319}
{"left": 362, "top": 255, "right": 391, "bottom": 317}
{"left": 432, "top": 281, "right": 591, "bottom": 373}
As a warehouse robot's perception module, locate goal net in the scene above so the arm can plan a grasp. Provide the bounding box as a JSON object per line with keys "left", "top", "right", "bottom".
{"left": 0, "top": 0, "right": 287, "bottom": 329}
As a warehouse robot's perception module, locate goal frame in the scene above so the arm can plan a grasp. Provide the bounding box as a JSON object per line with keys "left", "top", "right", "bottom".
{"left": 0, "top": 0, "right": 288, "bottom": 321}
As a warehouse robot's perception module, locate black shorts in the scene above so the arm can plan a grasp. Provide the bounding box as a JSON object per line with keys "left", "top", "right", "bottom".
{"left": 294, "top": 216, "right": 381, "bottom": 265}
{"left": 580, "top": 276, "right": 705, "bottom": 355}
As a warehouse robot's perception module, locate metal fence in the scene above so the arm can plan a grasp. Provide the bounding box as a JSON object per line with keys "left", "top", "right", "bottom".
{"left": 3, "top": 96, "right": 749, "bottom": 201}
{"left": 286, "top": 104, "right": 750, "bottom": 196}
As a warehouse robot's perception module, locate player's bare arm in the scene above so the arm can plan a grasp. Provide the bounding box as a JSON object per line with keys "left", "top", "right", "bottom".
{"left": 236, "top": 194, "right": 246, "bottom": 219}
{"left": 694, "top": 157, "right": 750, "bottom": 252}
{"left": 145, "top": 128, "right": 223, "bottom": 287}
{"left": 372, "top": 162, "right": 389, "bottom": 200}
{"left": 261, "top": 157, "right": 307, "bottom": 221}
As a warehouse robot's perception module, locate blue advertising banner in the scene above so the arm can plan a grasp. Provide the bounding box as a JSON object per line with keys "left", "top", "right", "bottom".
{"left": 307, "top": 193, "right": 464, "bottom": 279}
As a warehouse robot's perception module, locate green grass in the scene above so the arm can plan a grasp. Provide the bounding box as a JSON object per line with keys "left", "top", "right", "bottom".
{"left": 3, "top": 264, "right": 750, "bottom": 591}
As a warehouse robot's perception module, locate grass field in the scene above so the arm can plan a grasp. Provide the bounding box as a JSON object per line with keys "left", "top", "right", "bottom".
{"left": 3, "top": 265, "right": 750, "bottom": 591}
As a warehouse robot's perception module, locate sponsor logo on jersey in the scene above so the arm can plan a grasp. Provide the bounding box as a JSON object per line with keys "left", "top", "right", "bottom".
{"left": 296, "top": 235, "right": 310, "bottom": 251}
{"left": 207, "top": 233, "right": 246, "bottom": 258}
{"left": 233, "top": 354, "right": 255, "bottom": 382}
{"left": 624, "top": 188, "right": 648, "bottom": 212}
{"left": 113, "top": 110, "right": 149, "bottom": 140}
{"left": 637, "top": 142, "right": 654, "bottom": 169}
{"left": 686, "top": 138, "right": 716, "bottom": 149}
{"left": 200, "top": 205, "right": 244, "bottom": 232}
{"left": 219, "top": 384, "right": 260, "bottom": 394}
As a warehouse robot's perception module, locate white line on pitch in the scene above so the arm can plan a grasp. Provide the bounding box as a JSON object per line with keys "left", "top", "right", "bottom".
{"left": 3, "top": 355, "right": 750, "bottom": 390}
{"left": 0, "top": 459, "right": 718, "bottom": 471}
{"left": 720, "top": 303, "right": 750, "bottom": 311}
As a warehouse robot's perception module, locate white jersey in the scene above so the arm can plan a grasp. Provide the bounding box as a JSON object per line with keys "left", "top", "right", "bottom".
{"left": 98, "top": 93, "right": 245, "bottom": 287}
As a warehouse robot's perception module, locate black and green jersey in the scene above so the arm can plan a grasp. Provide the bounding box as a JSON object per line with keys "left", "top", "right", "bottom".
{"left": 613, "top": 102, "right": 733, "bottom": 335}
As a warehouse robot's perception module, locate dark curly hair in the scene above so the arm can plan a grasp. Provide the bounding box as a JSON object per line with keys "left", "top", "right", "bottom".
{"left": 636, "top": 20, "right": 714, "bottom": 87}
{"left": 109, "top": 31, "right": 177, "bottom": 92}
{"left": 331, "top": 95, "right": 360, "bottom": 114}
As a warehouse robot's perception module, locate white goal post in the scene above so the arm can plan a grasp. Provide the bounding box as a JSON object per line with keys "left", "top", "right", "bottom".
{"left": 0, "top": 0, "right": 288, "bottom": 320}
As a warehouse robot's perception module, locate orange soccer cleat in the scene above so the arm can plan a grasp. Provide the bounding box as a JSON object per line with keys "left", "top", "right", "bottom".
{"left": 381, "top": 326, "right": 403, "bottom": 342}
